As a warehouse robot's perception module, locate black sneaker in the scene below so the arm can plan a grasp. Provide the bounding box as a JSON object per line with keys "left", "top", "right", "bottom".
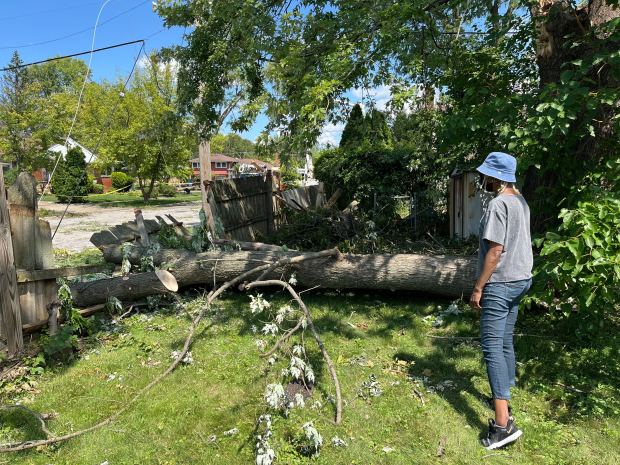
{"left": 481, "top": 418, "right": 523, "bottom": 450}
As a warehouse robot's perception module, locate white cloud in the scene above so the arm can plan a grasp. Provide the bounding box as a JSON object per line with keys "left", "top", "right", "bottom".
{"left": 317, "top": 122, "right": 345, "bottom": 147}
{"left": 351, "top": 85, "right": 392, "bottom": 111}
{"left": 137, "top": 55, "right": 179, "bottom": 76}
{"left": 137, "top": 54, "right": 150, "bottom": 70}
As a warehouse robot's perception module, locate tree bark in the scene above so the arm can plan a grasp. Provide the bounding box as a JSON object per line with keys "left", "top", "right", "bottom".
{"left": 101, "top": 247, "right": 477, "bottom": 299}
{"left": 525, "top": 0, "right": 620, "bottom": 231}
{"left": 69, "top": 270, "right": 178, "bottom": 308}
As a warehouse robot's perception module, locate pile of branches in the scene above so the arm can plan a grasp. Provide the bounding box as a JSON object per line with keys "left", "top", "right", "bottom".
{"left": 267, "top": 205, "right": 475, "bottom": 256}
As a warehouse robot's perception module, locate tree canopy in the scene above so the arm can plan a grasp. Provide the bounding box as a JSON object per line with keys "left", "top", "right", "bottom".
{"left": 155, "top": 0, "right": 620, "bottom": 227}
{"left": 85, "top": 54, "right": 194, "bottom": 201}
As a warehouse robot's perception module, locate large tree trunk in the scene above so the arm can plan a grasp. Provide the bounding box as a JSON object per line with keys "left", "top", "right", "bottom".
{"left": 101, "top": 247, "right": 477, "bottom": 299}
{"left": 69, "top": 270, "right": 178, "bottom": 307}
{"left": 525, "top": 0, "right": 620, "bottom": 231}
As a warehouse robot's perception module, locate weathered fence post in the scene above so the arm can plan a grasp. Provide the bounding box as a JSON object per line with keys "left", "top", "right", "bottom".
{"left": 198, "top": 140, "right": 217, "bottom": 238}
{"left": 0, "top": 169, "right": 24, "bottom": 355}
{"left": 9, "top": 173, "right": 57, "bottom": 326}
{"left": 265, "top": 171, "right": 273, "bottom": 236}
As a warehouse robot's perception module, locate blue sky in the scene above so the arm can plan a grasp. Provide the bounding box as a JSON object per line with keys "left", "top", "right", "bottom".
{"left": 0, "top": 1, "right": 181, "bottom": 81}
{"left": 0, "top": 1, "right": 391, "bottom": 145}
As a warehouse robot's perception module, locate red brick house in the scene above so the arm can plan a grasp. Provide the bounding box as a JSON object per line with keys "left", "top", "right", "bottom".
{"left": 190, "top": 154, "right": 278, "bottom": 180}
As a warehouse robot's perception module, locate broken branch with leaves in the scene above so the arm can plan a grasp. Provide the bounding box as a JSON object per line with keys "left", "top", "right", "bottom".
{"left": 0, "top": 248, "right": 341, "bottom": 453}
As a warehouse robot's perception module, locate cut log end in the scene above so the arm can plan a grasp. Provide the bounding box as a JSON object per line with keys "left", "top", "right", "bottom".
{"left": 155, "top": 269, "right": 179, "bottom": 293}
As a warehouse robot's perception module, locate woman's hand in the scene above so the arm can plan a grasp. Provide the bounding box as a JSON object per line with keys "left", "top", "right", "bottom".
{"left": 470, "top": 287, "right": 483, "bottom": 310}
{"left": 471, "top": 241, "right": 502, "bottom": 311}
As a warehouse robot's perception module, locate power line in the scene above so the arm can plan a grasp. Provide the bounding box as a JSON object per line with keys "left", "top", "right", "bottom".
{"left": 41, "top": 0, "right": 115, "bottom": 201}
{"left": 51, "top": 41, "right": 146, "bottom": 239}
{"left": 0, "top": 0, "right": 151, "bottom": 51}
{"left": 0, "top": 1, "right": 102, "bottom": 23}
{"left": 0, "top": 39, "right": 145, "bottom": 72}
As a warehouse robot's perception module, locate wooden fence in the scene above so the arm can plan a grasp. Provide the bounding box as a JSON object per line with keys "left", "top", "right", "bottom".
{"left": 0, "top": 172, "right": 60, "bottom": 354}
{"left": 0, "top": 172, "right": 114, "bottom": 354}
{"left": 210, "top": 173, "right": 282, "bottom": 241}
{"left": 210, "top": 175, "right": 325, "bottom": 241}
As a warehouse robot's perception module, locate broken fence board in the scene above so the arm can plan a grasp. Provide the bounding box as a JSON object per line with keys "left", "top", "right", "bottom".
{"left": 0, "top": 169, "right": 23, "bottom": 354}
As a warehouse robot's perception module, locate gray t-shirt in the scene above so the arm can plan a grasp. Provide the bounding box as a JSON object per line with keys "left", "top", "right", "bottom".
{"left": 477, "top": 194, "right": 533, "bottom": 282}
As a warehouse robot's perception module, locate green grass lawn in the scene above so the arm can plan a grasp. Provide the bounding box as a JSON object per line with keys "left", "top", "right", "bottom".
{"left": 1, "top": 292, "right": 618, "bottom": 464}
{"left": 41, "top": 192, "right": 201, "bottom": 208}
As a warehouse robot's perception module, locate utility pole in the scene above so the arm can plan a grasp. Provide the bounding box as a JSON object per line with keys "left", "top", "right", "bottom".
{"left": 198, "top": 139, "right": 217, "bottom": 237}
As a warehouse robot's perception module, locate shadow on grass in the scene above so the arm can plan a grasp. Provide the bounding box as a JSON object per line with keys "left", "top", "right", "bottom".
{"left": 0, "top": 407, "right": 50, "bottom": 444}
{"left": 514, "top": 311, "right": 620, "bottom": 421}
{"left": 396, "top": 347, "right": 489, "bottom": 435}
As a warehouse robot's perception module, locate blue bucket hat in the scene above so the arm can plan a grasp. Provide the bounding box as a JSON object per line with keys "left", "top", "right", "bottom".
{"left": 476, "top": 151, "right": 517, "bottom": 183}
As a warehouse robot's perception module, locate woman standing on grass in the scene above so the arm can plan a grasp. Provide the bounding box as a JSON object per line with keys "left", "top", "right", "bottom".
{"left": 469, "top": 151, "right": 533, "bottom": 450}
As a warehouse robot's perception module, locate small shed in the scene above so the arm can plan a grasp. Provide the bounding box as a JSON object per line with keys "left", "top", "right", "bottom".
{"left": 448, "top": 168, "right": 491, "bottom": 239}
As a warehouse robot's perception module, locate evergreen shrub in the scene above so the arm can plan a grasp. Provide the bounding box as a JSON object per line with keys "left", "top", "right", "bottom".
{"left": 51, "top": 147, "right": 90, "bottom": 202}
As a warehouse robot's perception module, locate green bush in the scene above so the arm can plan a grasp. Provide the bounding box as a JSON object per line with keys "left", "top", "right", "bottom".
{"left": 91, "top": 183, "right": 104, "bottom": 194}
{"left": 51, "top": 147, "right": 90, "bottom": 202}
{"left": 315, "top": 145, "right": 437, "bottom": 209}
{"left": 3, "top": 168, "right": 18, "bottom": 186}
{"left": 526, "top": 194, "right": 620, "bottom": 328}
{"left": 111, "top": 172, "right": 134, "bottom": 192}
{"left": 155, "top": 183, "right": 177, "bottom": 197}
{"left": 280, "top": 164, "right": 301, "bottom": 188}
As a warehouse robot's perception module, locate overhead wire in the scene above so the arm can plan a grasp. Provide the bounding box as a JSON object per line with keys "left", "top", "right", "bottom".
{"left": 51, "top": 40, "right": 146, "bottom": 239}
{"left": 40, "top": 0, "right": 115, "bottom": 201}
{"left": 1, "top": 39, "right": 146, "bottom": 72}
{"left": 0, "top": 0, "right": 151, "bottom": 51}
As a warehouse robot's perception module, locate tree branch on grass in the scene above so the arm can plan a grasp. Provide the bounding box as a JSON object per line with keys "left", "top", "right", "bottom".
{"left": 242, "top": 279, "right": 343, "bottom": 425}
{"left": 0, "top": 248, "right": 341, "bottom": 453}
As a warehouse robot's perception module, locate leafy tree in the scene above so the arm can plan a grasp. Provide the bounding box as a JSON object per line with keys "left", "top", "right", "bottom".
{"left": 210, "top": 133, "right": 255, "bottom": 157}
{"left": 0, "top": 51, "right": 39, "bottom": 170}
{"left": 366, "top": 109, "right": 392, "bottom": 148}
{"left": 0, "top": 53, "right": 86, "bottom": 172}
{"left": 51, "top": 147, "right": 89, "bottom": 202}
{"left": 339, "top": 104, "right": 367, "bottom": 149}
{"left": 156, "top": 0, "right": 620, "bottom": 228}
{"left": 28, "top": 59, "right": 89, "bottom": 98}
{"left": 93, "top": 54, "right": 193, "bottom": 201}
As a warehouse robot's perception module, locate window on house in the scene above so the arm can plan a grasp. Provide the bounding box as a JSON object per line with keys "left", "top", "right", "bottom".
{"left": 215, "top": 162, "right": 227, "bottom": 169}
{"left": 191, "top": 162, "right": 199, "bottom": 169}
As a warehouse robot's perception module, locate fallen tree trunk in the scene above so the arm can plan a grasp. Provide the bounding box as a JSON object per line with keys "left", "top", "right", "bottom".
{"left": 69, "top": 270, "right": 178, "bottom": 307}
{"left": 211, "top": 238, "right": 290, "bottom": 252}
{"left": 101, "top": 247, "right": 476, "bottom": 299}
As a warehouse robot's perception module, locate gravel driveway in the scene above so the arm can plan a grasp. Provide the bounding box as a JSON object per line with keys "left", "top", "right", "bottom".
{"left": 40, "top": 201, "right": 202, "bottom": 252}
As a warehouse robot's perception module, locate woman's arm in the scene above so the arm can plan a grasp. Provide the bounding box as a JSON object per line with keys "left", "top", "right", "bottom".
{"left": 470, "top": 241, "right": 503, "bottom": 309}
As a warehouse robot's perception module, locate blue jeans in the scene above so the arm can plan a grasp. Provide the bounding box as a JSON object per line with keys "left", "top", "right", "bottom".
{"left": 480, "top": 278, "right": 532, "bottom": 400}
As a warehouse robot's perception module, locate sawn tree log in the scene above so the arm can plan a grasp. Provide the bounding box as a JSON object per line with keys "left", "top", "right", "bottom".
{"left": 69, "top": 270, "right": 178, "bottom": 308}
{"left": 100, "top": 246, "right": 476, "bottom": 298}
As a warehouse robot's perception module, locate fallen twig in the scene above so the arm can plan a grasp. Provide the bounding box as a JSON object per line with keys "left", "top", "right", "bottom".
{"left": 244, "top": 279, "right": 343, "bottom": 425}
{"left": 555, "top": 382, "right": 587, "bottom": 394}
{"left": 261, "top": 319, "right": 305, "bottom": 359}
{"left": 0, "top": 405, "right": 54, "bottom": 439}
{"left": 117, "top": 305, "right": 135, "bottom": 321}
{"left": 436, "top": 435, "right": 446, "bottom": 457}
{"left": 413, "top": 388, "right": 426, "bottom": 405}
{"left": 0, "top": 249, "right": 340, "bottom": 452}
